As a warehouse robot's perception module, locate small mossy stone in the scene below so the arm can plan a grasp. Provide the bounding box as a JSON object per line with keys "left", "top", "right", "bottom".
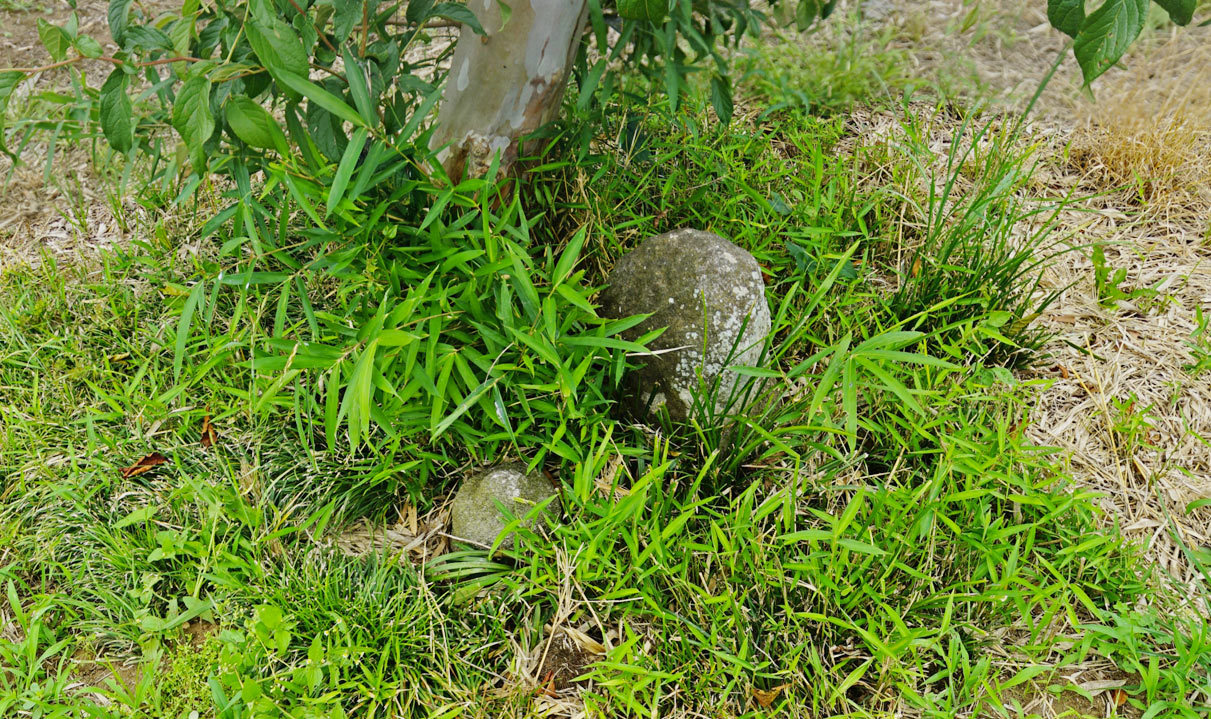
{"left": 449, "top": 463, "right": 559, "bottom": 549}
{"left": 600, "top": 228, "right": 772, "bottom": 422}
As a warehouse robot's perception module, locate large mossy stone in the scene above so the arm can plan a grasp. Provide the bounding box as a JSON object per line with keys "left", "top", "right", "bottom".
{"left": 449, "top": 463, "right": 559, "bottom": 549}
{"left": 600, "top": 228, "right": 771, "bottom": 422}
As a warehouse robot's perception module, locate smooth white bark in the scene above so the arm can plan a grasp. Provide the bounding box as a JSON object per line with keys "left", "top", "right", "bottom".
{"left": 429, "top": 0, "right": 589, "bottom": 180}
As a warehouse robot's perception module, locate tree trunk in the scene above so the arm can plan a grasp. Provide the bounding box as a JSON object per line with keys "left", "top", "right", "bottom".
{"left": 429, "top": 0, "right": 589, "bottom": 181}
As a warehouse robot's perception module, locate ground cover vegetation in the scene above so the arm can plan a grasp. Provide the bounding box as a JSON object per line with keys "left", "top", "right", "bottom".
{"left": 2, "top": 0, "right": 1211, "bottom": 717}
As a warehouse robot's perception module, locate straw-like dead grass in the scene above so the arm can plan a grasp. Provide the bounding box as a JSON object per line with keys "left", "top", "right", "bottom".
{"left": 832, "top": 0, "right": 1211, "bottom": 616}
{"left": 0, "top": 143, "right": 134, "bottom": 271}
{"left": 845, "top": 99, "right": 1210, "bottom": 598}
{"left": 1069, "top": 40, "right": 1211, "bottom": 209}
{"left": 1030, "top": 21, "right": 1211, "bottom": 608}
{"left": 0, "top": 0, "right": 139, "bottom": 270}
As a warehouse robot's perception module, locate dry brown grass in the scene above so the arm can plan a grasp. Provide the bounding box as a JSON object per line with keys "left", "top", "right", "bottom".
{"left": 1025, "top": 19, "right": 1211, "bottom": 610}
{"left": 827, "top": 0, "right": 1211, "bottom": 595}
{"left": 832, "top": 11, "right": 1211, "bottom": 701}
{"left": 1, "top": 0, "right": 132, "bottom": 270}
{"left": 780, "top": 8, "right": 1211, "bottom": 634}
{"left": 1069, "top": 40, "right": 1211, "bottom": 209}
{"left": 840, "top": 102, "right": 1211, "bottom": 607}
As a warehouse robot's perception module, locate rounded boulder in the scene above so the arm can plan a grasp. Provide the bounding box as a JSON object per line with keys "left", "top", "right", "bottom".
{"left": 449, "top": 463, "right": 559, "bottom": 549}
{"left": 599, "top": 228, "right": 771, "bottom": 422}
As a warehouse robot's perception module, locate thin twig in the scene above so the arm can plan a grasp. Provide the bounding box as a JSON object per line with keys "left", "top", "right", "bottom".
{"left": 285, "top": 0, "right": 338, "bottom": 54}
{"left": 383, "top": 18, "right": 462, "bottom": 28}
{"left": 8, "top": 54, "right": 206, "bottom": 75}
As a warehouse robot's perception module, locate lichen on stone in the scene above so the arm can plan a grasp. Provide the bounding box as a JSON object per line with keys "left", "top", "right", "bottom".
{"left": 449, "top": 462, "right": 560, "bottom": 549}
{"left": 600, "top": 228, "right": 772, "bottom": 422}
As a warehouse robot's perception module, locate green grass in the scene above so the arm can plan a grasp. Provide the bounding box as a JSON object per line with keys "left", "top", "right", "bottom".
{"left": 738, "top": 7, "right": 914, "bottom": 116}
{"left": 3, "top": 82, "right": 1211, "bottom": 719}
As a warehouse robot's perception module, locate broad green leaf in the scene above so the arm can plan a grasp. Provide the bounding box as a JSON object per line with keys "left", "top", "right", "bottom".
{"left": 108, "top": 0, "right": 133, "bottom": 45}
{"left": 345, "top": 338, "right": 379, "bottom": 447}
{"left": 75, "top": 35, "right": 104, "bottom": 58}
{"left": 304, "top": 99, "right": 347, "bottom": 163}
{"left": 588, "top": 0, "right": 608, "bottom": 48}
{"left": 114, "top": 504, "right": 158, "bottom": 529}
{"left": 5, "top": 581, "right": 24, "bottom": 622}
{"left": 796, "top": 0, "right": 819, "bottom": 30}
{"left": 552, "top": 227, "right": 587, "bottom": 287}
{"left": 125, "top": 25, "right": 173, "bottom": 51}
{"left": 781, "top": 529, "right": 833, "bottom": 543}
{"left": 333, "top": 0, "right": 363, "bottom": 42}
{"left": 277, "top": 72, "right": 366, "bottom": 128}
{"left": 855, "top": 356, "right": 922, "bottom": 415}
{"left": 709, "top": 75, "right": 733, "bottom": 124}
{"left": 1153, "top": 0, "right": 1195, "bottom": 24}
{"left": 173, "top": 281, "right": 205, "bottom": 382}
{"left": 854, "top": 330, "right": 922, "bottom": 352}
{"left": 576, "top": 59, "right": 608, "bottom": 111}
{"left": 100, "top": 69, "right": 134, "bottom": 153}
{"left": 618, "top": 0, "right": 668, "bottom": 22}
{"left": 378, "top": 329, "right": 419, "bottom": 347}
{"left": 170, "top": 14, "right": 196, "bottom": 58}
{"left": 327, "top": 126, "right": 368, "bottom": 215}
{"left": 1072, "top": 0, "right": 1148, "bottom": 84}
{"left": 37, "top": 20, "right": 72, "bottom": 61}
{"left": 0, "top": 71, "right": 22, "bottom": 104}
{"left": 559, "top": 334, "right": 649, "bottom": 353}
{"left": 729, "top": 366, "right": 782, "bottom": 378}
{"left": 341, "top": 48, "right": 377, "bottom": 125}
{"left": 433, "top": 375, "right": 499, "bottom": 439}
{"left": 225, "top": 95, "right": 287, "bottom": 152}
{"left": 210, "top": 63, "right": 258, "bottom": 83}
{"left": 324, "top": 366, "right": 340, "bottom": 451}
{"left": 172, "top": 75, "right": 215, "bottom": 172}
{"left": 246, "top": 14, "right": 309, "bottom": 80}
{"left": 219, "top": 271, "right": 294, "bottom": 285}
{"left": 660, "top": 24, "right": 680, "bottom": 111}
{"left": 225, "top": 96, "right": 276, "bottom": 149}
{"left": 0, "top": 71, "right": 25, "bottom": 156}
{"left": 834, "top": 489, "right": 865, "bottom": 538}
{"left": 405, "top": 0, "right": 435, "bottom": 24}
{"left": 1047, "top": 0, "right": 1085, "bottom": 37}
{"left": 837, "top": 539, "right": 887, "bottom": 556}
{"left": 809, "top": 334, "right": 849, "bottom": 419}
{"left": 842, "top": 353, "right": 857, "bottom": 449}
{"left": 399, "top": 85, "right": 443, "bottom": 140}
{"left": 428, "top": 3, "right": 485, "bottom": 34}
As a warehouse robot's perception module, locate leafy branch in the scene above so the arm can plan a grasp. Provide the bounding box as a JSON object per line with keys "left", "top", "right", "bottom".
{"left": 7, "top": 54, "right": 207, "bottom": 75}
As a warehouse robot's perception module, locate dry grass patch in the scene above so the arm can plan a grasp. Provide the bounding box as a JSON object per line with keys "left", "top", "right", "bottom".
{"left": 837, "top": 98, "right": 1211, "bottom": 609}
{"left": 1069, "top": 40, "right": 1211, "bottom": 209}
{"left": 827, "top": 0, "right": 1211, "bottom": 608}
{"left": 1027, "top": 222, "right": 1211, "bottom": 601}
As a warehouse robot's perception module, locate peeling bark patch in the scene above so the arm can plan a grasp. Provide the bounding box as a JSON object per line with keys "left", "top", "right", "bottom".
{"left": 429, "top": 1, "right": 589, "bottom": 180}
{"left": 448, "top": 132, "right": 514, "bottom": 181}
{"left": 457, "top": 58, "right": 470, "bottom": 92}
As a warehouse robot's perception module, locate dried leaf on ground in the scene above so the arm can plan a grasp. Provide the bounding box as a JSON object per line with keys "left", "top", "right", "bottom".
{"left": 119, "top": 453, "right": 168, "bottom": 478}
